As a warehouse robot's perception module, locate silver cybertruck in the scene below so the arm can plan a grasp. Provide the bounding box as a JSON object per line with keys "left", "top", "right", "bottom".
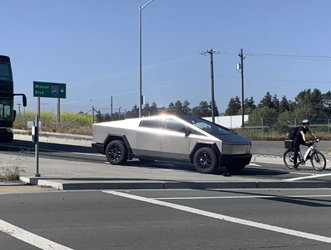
{"left": 92, "top": 115, "right": 252, "bottom": 174}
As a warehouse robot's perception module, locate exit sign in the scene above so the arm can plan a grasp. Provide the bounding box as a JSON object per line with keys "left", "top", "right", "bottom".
{"left": 33, "top": 81, "right": 66, "bottom": 99}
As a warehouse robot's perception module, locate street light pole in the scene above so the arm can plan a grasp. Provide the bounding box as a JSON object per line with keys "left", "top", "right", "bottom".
{"left": 139, "top": 0, "right": 154, "bottom": 118}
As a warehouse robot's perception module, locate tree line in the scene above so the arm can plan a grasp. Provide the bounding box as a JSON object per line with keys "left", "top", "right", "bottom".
{"left": 225, "top": 88, "right": 331, "bottom": 132}
{"left": 95, "top": 100, "right": 220, "bottom": 122}
{"left": 95, "top": 88, "right": 331, "bottom": 131}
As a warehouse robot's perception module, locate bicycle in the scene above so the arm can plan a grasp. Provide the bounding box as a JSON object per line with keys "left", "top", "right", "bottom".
{"left": 283, "top": 140, "right": 327, "bottom": 171}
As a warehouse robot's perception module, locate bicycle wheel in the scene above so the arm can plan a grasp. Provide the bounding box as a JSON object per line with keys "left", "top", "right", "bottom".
{"left": 283, "top": 149, "right": 295, "bottom": 169}
{"left": 310, "top": 151, "right": 326, "bottom": 171}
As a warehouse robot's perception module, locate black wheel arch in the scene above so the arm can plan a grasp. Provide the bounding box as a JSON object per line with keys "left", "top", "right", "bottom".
{"left": 103, "top": 134, "right": 134, "bottom": 159}
{"left": 189, "top": 142, "right": 221, "bottom": 164}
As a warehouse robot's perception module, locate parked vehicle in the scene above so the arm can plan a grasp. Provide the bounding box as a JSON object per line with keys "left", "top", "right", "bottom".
{"left": 92, "top": 115, "right": 252, "bottom": 174}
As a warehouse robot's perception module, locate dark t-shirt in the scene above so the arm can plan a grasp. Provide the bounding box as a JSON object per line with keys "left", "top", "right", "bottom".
{"left": 294, "top": 126, "right": 309, "bottom": 142}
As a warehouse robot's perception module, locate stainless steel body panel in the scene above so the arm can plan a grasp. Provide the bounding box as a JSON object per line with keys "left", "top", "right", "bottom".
{"left": 161, "top": 130, "right": 190, "bottom": 160}
{"left": 136, "top": 127, "right": 162, "bottom": 156}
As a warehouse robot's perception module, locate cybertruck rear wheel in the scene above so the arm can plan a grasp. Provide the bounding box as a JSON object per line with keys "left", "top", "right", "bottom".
{"left": 106, "top": 140, "right": 128, "bottom": 165}
{"left": 193, "top": 147, "right": 218, "bottom": 174}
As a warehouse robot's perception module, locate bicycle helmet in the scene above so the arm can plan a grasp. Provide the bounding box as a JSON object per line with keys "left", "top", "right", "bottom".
{"left": 302, "top": 119, "right": 310, "bottom": 125}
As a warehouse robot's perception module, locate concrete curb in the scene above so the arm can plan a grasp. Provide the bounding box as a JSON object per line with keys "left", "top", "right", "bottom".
{"left": 14, "top": 129, "right": 93, "bottom": 141}
{"left": 20, "top": 177, "right": 331, "bottom": 190}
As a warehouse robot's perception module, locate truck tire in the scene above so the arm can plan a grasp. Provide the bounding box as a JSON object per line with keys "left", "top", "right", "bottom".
{"left": 105, "top": 140, "right": 128, "bottom": 165}
{"left": 193, "top": 147, "right": 218, "bottom": 174}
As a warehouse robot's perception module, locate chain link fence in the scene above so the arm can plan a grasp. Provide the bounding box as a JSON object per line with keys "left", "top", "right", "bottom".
{"left": 245, "top": 117, "right": 331, "bottom": 134}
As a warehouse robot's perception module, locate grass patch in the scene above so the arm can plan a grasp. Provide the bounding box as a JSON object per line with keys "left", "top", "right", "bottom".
{"left": 1, "top": 166, "right": 25, "bottom": 181}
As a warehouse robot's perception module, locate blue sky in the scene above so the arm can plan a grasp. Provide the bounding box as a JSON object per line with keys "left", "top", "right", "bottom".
{"left": 3, "top": 0, "right": 331, "bottom": 114}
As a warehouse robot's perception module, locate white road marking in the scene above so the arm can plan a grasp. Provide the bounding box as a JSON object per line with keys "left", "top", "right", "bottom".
{"left": 153, "top": 194, "right": 331, "bottom": 200}
{"left": 289, "top": 172, "right": 312, "bottom": 175}
{"left": 285, "top": 173, "right": 331, "bottom": 181}
{"left": 248, "top": 163, "right": 261, "bottom": 166}
{"left": 0, "top": 145, "right": 103, "bottom": 156}
{"left": 0, "top": 219, "right": 73, "bottom": 250}
{"left": 104, "top": 190, "right": 331, "bottom": 244}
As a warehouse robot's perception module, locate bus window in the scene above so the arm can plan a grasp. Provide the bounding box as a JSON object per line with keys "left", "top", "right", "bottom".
{"left": 0, "top": 103, "right": 12, "bottom": 120}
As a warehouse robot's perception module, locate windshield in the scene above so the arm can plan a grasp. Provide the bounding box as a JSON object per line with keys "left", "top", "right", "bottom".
{"left": 181, "top": 116, "right": 235, "bottom": 135}
{"left": 0, "top": 61, "right": 13, "bottom": 81}
{"left": 0, "top": 99, "right": 13, "bottom": 121}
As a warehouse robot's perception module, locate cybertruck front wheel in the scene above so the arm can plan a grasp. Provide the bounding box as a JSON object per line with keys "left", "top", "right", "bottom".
{"left": 193, "top": 147, "right": 218, "bottom": 174}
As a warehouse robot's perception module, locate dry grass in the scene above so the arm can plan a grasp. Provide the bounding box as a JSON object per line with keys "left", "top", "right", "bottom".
{"left": 1, "top": 166, "right": 25, "bottom": 181}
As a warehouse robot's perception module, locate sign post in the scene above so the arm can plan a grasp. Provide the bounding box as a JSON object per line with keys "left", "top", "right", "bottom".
{"left": 32, "top": 81, "right": 66, "bottom": 176}
{"left": 32, "top": 115, "right": 40, "bottom": 177}
{"left": 33, "top": 81, "right": 66, "bottom": 127}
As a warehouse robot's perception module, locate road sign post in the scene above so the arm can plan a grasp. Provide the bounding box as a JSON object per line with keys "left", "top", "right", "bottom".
{"left": 33, "top": 81, "right": 66, "bottom": 127}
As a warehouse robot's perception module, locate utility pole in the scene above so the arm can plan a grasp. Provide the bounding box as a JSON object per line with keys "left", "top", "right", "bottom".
{"left": 111, "top": 96, "right": 113, "bottom": 116}
{"left": 238, "top": 48, "right": 245, "bottom": 129}
{"left": 17, "top": 104, "right": 21, "bottom": 116}
{"left": 200, "top": 49, "right": 220, "bottom": 123}
{"left": 139, "top": 0, "right": 154, "bottom": 118}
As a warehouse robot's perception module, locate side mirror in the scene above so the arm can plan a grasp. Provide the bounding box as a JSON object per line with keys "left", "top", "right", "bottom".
{"left": 13, "top": 94, "right": 27, "bottom": 107}
{"left": 185, "top": 129, "right": 191, "bottom": 137}
{"left": 13, "top": 110, "right": 16, "bottom": 122}
{"left": 22, "top": 95, "right": 27, "bottom": 107}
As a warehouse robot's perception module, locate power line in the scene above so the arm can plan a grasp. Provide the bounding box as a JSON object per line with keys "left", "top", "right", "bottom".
{"left": 218, "top": 51, "right": 331, "bottom": 60}
{"left": 215, "top": 75, "right": 331, "bottom": 84}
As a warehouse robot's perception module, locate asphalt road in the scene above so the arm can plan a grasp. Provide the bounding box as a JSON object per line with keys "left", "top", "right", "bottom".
{"left": 1, "top": 137, "right": 331, "bottom": 249}
{"left": 1, "top": 189, "right": 331, "bottom": 249}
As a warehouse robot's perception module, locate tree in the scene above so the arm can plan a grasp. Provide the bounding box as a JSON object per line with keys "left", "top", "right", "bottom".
{"left": 142, "top": 102, "right": 150, "bottom": 116}
{"left": 294, "top": 88, "right": 323, "bottom": 120}
{"left": 104, "top": 112, "right": 111, "bottom": 121}
{"left": 182, "top": 100, "right": 191, "bottom": 115}
{"left": 192, "top": 101, "right": 210, "bottom": 117}
{"left": 150, "top": 101, "right": 158, "bottom": 116}
{"left": 272, "top": 94, "right": 279, "bottom": 112}
{"left": 244, "top": 97, "right": 256, "bottom": 114}
{"left": 321, "top": 91, "right": 331, "bottom": 118}
{"left": 225, "top": 96, "right": 241, "bottom": 115}
{"left": 126, "top": 105, "right": 139, "bottom": 119}
{"left": 279, "top": 95, "right": 290, "bottom": 113}
{"left": 174, "top": 100, "right": 183, "bottom": 115}
{"left": 167, "top": 102, "right": 176, "bottom": 115}
{"left": 210, "top": 100, "right": 219, "bottom": 116}
{"left": 258, "top": 92, "right": 273, "bottom": 109}
{"left": 247, "top": 106, "right": 278, "bottom": 126}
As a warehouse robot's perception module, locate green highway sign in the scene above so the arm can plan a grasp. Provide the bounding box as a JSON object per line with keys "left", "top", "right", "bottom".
{"left": 33, "top": 81, "right": 66, "bottom": 99}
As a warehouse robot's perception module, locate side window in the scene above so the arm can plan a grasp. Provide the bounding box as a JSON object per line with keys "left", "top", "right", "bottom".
{"left": 0, "top": 104, "right": 11, "bottom": 119}
{"left": 194, "top": 122, "right": 212, "bottom": 133}
{"left": 139, "top": 119, "right": 164, "bottom": 129}
{"left": 165, "top": 119, "right": 187, "bottom": 133}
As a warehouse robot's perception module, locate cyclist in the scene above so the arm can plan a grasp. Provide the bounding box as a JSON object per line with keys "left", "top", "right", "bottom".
{"left": 293, "top": 119, "right": 319, "bottom": 169}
